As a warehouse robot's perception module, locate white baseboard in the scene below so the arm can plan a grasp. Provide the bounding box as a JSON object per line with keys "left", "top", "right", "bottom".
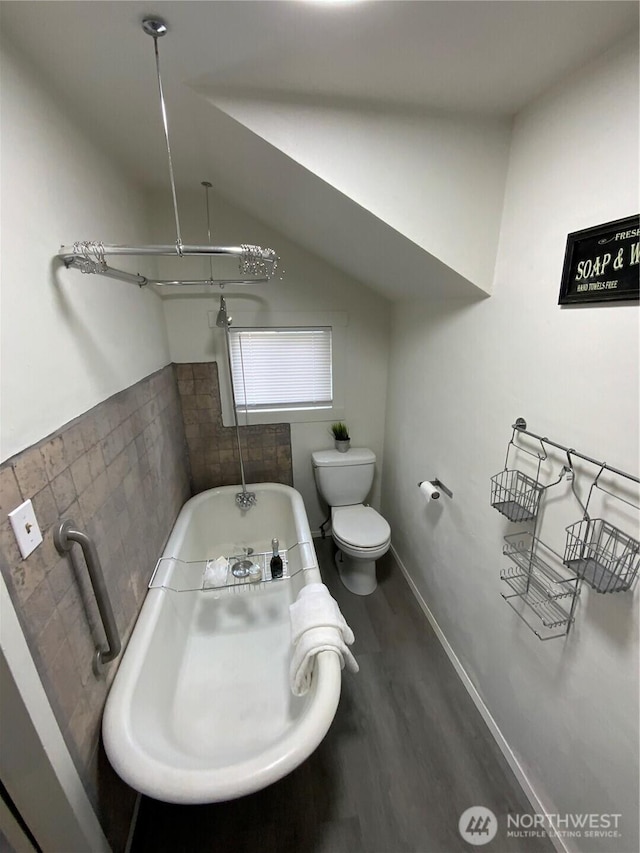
{"left": 390, "top": 545, "right": 570, "bottom": 853}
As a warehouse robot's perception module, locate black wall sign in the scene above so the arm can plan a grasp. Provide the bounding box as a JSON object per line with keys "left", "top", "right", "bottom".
{"left": 559, "top": 215, "right": 639, "bottom": 305}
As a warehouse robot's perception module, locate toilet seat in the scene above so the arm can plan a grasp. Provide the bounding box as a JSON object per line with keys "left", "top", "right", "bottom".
{"left": 331, "top": 505, "right": 391, "bottom": 550}
{"left": 333, "top": 535, "right": 390, "bottom": 564}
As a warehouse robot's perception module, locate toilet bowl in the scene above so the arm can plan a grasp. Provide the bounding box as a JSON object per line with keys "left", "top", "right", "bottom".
{"left": 311, "top": 448, "right": 391, "bottom": 595}
{"left": 331, "top": 505, "right": 391, "bottom": 595}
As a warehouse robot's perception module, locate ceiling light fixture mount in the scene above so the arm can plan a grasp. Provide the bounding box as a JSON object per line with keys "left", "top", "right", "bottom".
{"left": 141, "top": 17, "right": 168, "bottom": 38}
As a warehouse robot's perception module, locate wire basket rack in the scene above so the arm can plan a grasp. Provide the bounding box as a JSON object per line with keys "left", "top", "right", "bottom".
{"left": 563, "top": 519, "right": 640, "bottom": 593}
{"left": 491, "top": 469, "right": 544, "bottom": 522}
{"left": 500, "top": 532, "right": 580, "bottom": 640}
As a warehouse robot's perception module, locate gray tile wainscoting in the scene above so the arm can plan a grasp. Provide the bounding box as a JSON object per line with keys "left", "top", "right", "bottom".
{"left": 0, "top": 364, "right": 191, "bottom": 851}
{"left": 176, "top": 362, "right": 293, "bottom": 493}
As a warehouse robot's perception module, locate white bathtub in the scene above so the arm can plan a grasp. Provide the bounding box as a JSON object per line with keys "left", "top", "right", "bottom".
{"left": 102, "top": 483, "right": 342, "bottom": 804}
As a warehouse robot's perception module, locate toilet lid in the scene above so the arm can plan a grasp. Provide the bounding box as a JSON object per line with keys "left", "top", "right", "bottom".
{"left": 332, "top": 505, "right": 390, "bottom": 549}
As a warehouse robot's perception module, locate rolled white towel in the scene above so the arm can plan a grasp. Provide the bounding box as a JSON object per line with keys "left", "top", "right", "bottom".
{"left": 289, "top": 583, "right": 358, "bottom": 696}
{"left": 290, "top": 627, "right": 359, "bottom": 697}
{"left": 289, "top": 582, "right": 354, "bottom": 645}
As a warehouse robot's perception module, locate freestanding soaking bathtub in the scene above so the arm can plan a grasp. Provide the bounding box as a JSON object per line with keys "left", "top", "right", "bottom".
{"left": 102, "top": 483, "right": 342, "bottom": 804}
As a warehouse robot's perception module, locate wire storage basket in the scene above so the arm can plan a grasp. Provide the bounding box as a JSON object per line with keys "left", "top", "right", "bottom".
{"left": 563, "top": 519, "right": 640, "bottom": 593}
{"left": 491, "top": 469, "right": 544, "bottom": 522}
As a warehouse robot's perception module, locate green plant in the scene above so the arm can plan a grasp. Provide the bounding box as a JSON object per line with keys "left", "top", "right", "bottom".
{"left": 331, "top": 422, "right": 350, "bottom": 441}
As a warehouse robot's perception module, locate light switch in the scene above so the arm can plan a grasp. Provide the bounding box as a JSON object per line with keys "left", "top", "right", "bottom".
{"left": 8, "top": 499, "right": 43, "bottom": 559}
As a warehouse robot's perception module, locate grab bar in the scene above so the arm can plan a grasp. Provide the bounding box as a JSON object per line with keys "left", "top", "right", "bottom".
{"left": 54, "top": 520, "right": 121, "bottom": 672}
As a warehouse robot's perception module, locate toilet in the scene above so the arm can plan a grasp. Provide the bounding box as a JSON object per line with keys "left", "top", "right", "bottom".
{"left": 312, "top": 448, "right": 391, "bottom": 595}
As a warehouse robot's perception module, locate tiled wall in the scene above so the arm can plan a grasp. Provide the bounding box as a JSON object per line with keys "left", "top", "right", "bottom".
{"left": 0, "top": 365, "right": 190, "bottom": 851}
{"left": 176, "top": 362, "right": 293, "bottom": 493}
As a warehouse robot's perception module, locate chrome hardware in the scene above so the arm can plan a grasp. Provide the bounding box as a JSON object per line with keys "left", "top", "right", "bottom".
{"left": 54, "top": 520, "right": 121, "bottom": 673}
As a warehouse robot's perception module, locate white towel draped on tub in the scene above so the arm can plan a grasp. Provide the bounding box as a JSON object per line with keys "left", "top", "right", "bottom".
{"left": 289, "top": 582, "right": 359, "bottom": 696}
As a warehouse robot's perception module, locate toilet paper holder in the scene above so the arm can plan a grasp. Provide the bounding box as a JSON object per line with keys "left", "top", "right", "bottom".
{"left": 418, "top": 479, "right": 453, "bottom": 500}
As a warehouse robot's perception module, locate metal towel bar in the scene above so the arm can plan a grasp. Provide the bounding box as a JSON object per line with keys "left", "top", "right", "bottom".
{"left": 54, "top": 520, "right": 121, "bottom": 672}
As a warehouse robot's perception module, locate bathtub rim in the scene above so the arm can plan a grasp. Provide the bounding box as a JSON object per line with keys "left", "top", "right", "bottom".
{"left": 163, "top": 481, "right": 311, "bottom": 556}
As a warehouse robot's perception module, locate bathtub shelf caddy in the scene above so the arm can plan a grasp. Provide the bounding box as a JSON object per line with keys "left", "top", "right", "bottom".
{"left": 150, "top": 541, "right": 314, "bottom": 592}
{"left": 500, "top": 533, "right": 581, "bottom": 641}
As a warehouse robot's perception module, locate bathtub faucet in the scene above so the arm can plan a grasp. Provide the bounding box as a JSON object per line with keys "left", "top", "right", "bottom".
{"left": 235, "top": 490, "right": 257, "bottom": 510}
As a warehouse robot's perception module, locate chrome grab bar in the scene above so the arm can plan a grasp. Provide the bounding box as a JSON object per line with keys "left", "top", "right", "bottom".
{"left": 54, "top": 520, "right": 121, "bottom": 672}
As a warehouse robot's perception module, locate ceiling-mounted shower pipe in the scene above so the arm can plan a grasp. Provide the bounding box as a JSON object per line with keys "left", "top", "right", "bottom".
{"left": 202, "top": 181, "right": 216, "bottom": 284}
{"left": 142, "top": 17, "right": 183, "bottom": 252}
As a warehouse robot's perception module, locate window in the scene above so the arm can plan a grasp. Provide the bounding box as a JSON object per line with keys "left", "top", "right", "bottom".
{"left": 228, "top": 327, "right": 333, "bottom": 412}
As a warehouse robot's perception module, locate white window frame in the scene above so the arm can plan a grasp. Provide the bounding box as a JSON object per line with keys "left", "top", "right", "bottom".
{"left": 213, "top": 311, "right": 347, "bottom": 426}
{"left": 229, "top": 326, "right": 333, "bottom": 413}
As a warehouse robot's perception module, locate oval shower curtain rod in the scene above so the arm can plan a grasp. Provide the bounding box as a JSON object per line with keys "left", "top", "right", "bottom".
{"left": 57, "top": 17, "right": 280, "bottom": 288}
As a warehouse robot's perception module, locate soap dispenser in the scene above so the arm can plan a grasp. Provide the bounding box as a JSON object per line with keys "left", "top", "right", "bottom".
{"left": 270, "top": 538, "right": 283, "bottom": 579}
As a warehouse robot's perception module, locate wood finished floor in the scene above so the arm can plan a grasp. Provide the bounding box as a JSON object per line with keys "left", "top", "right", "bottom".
{"left": 131, "top": 538, "right": 553, "bottom": 853}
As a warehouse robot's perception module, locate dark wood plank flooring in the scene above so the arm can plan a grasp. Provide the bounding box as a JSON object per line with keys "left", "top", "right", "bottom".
{"left": 131, "top": 538, "right": 553, "bottom": 853}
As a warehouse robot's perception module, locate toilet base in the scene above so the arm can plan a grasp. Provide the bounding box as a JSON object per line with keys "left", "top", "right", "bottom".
{"left": 334, "top": 549, "right": 377, "bottom": 596}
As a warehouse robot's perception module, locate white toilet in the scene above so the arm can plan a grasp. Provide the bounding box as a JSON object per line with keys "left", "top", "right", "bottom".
{"left": 312, "top": 448, "right": 391, "bottom": 595}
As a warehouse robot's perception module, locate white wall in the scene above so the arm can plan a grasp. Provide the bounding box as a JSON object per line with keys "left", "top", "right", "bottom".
{"left": 0, "top": 39, "right": 171, "bottom": 462}
{"left": 209, "top": 94, "right": 512, "bottom": 294}
{"left": 154, "top": 189, "right": 391, "bottom": 530}
{"left": 382, "top": 36, "right": 639, "bottom": 852}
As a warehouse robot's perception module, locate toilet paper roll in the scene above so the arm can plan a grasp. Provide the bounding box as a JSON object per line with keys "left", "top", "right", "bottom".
{"left": 419, "top": 481, "right": 440, "bottom": 502}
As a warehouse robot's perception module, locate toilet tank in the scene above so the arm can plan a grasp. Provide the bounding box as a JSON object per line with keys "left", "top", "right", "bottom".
{"left": 311, "top": 448, "right": 376, "bottom": 507}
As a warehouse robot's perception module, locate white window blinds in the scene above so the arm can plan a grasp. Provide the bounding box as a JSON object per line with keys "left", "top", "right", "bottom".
{"left": 228, "top": 327, "right": 333, "bottom": 411}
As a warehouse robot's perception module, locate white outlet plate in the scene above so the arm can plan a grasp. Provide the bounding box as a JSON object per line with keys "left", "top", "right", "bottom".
{"left": 8, "top": 499, "right": 43, "bottom": 559}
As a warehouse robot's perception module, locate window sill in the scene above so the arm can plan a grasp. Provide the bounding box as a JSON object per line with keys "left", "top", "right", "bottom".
{"left": 224, "top": 405, "right": 345, "bottom": 427}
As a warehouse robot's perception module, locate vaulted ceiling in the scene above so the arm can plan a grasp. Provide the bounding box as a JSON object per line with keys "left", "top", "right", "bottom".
{"left": 2, "top": 1, "right": 637, "bottom": 299}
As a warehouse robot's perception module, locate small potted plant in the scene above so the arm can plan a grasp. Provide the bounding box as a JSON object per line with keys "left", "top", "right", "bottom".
{"left": 331, "top": 422, "right": 351, "bottom": 453}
